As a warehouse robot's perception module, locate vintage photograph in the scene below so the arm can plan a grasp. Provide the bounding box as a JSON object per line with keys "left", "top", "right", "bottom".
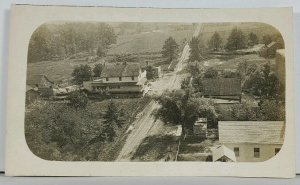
{"left": 24, "top": 21, "right": 285, "bottom": 163}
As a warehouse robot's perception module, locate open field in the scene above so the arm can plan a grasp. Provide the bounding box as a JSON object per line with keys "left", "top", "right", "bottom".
{"left": 131, "top": 135, "right": 178, "bottom": 161}
{"left": 108, "top": 29, "right": 193, "bottom": 55}
{"left": 203, "top": 54, "right": 274, "bottom": 71}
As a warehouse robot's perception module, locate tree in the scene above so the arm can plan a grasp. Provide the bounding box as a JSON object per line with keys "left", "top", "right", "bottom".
{"left": 259, "top": 100, "right": 285, "bottom": 121}
{"left": 96, "top": 45, "right": 106, "bottom": 57}
{"left": 161, "top": 37, "right": 179, "bottom": 62}
{"left": 262, "top": 35, "right": 272, "bottom": 46}
{"left": 102, "top": 100, "right": 124, "bottom": 141}
{"left": 181, "top": 77, "right": 191, "bottom": 89}
{"left": 225, "top": 27, "right": 246, "bottom": 51}
{"left": 204, "top": 67, "right": 218, "bottom": 78}
{"left": 248, "top": 32, "right": 259, "bottom": 47}
{"left": 186, "top": 61, "right": 204, "bottom": 77}
{"left": 154, "top": 89, "right": 217, "bottom": 135}
{"left": 208, "top": 32, "right": 222, "bottom": 51}
{"left": 28, "top": 25, "right": 52, "bottom": 62}
{"left": 231, "top": 100, "right": 258, "bottom": 121}
{"left": 93, "top": 63, "right": 104, "bottom": 77}
{"left": 188, "top": 37, "right": 205, "bottom": 62}
{"left": 72, "top": 64, "right": 92, "bottom": 84}
{"left": 145, "top": 65, "right": 155, "bottom": 80}
{"left": 244, "top": 62, "right": 281, "bottom": 98}
{"left": 68, "top": 91, "right": 89, "bottom": 109}
{"left": 28, "top": 22, "right": 116, "bottom": 63}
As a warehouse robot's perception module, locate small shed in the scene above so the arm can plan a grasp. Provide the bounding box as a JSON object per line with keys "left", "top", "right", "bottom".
{"left": 193, "top": 118, "right": 207, "bottom": 137}
{"left": 212, "top": 145, "right": 236, "bottom": 162}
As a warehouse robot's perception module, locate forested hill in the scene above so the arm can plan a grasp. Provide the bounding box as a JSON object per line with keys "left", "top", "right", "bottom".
{"left": 27, "top": 22, "right": 117, "bottom": 63}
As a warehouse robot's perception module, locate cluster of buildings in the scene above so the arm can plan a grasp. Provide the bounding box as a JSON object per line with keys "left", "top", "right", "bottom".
{"left": 184, "top": 48, "right": 286, "bottom": 162}
{"left": 26, "top": 62, "right": 150, "bottom": 103}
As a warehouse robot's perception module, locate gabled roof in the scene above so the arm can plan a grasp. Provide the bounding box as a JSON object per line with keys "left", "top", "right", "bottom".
{"left": 202, "top": 78, "right": 241, "bottom": 96}
{"left": 219, "top": 121, "right": 285, "bottom": 145}
{"left": 100, "top": 63, "right": 140, "bottom": 78}
{"left": 27, "top": 75, "right": 54, "bottom": 86}
{"left": 212, "top": 145, "right": 236, "bottom": 162}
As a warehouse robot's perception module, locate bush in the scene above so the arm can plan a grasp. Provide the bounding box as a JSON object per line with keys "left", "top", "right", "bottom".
{"left": 68, "top": 91, "right": 88, "bottom": 109}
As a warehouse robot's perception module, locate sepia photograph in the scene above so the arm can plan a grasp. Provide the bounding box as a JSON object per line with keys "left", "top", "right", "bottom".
{"left": 5, "top": 5, "right": 295, "bottom": 177}
{"left": 25, "top": 21, "right": 285, "bottom": 162}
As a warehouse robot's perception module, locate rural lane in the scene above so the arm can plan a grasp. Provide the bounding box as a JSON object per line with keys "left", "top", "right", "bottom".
{"left": 116, "top": 24, "right": 203, "bottom": 161}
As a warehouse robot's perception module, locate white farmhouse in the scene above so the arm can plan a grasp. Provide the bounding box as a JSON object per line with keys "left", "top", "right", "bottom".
{"left": 83, "top": 63, "right": 147, "bottom": 97}
{"left": 218, "top": 121, "right": 285, "bottom": 162}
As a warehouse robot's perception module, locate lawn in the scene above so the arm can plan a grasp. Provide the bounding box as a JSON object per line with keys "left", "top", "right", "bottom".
{"left": 131, "top": 135, "right": 179, "bottom": 161}
{"left": 177, "top": 136, "right": 219, "bottom": 161}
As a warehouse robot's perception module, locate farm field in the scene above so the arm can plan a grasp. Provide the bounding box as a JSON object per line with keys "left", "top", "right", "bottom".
{"left": 203, "top": 54, "right": 274, "bottom": 71}
{"left": 108, "top": 29, "right": 193, "bottom": 55}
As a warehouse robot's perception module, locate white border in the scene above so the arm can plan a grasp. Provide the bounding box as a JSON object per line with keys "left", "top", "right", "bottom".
{"left": 5, "top": 5, "right": 295, "bottom": 177}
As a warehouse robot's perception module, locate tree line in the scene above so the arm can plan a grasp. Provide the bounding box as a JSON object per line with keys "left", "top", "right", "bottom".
{"left": 187, "top": 27, "right": 284, "bottom": 62}
{"left": 28, "top": 22, "right": 117, "bottom": 63}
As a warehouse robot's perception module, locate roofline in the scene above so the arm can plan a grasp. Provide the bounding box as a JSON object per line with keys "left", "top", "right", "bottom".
{"left": 220, "top": 142, "right": 284, "bottom": 145}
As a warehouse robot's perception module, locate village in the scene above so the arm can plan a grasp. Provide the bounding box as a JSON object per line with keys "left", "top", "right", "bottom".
{"left": 25, "top": 22, "right": 286, "bottom": 162}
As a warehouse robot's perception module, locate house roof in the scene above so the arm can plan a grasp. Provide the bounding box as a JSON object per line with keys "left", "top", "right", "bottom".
{"left": 202, "top": 78, "right": 241, "bottom": 96}
{"left": 100, "top": 63, "right": 140, "bottom": 78}
{"left": 27, "top": 75, "right": 54, "bottom": 86}
{"left": 218, "top": 121, "right": 285, "bottom": 145}
{"left": 212, "top": 145, "right": 236, "bottom": 162}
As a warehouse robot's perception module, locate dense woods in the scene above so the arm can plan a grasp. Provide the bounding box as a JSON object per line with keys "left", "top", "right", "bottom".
{"left": 28, "top": 22, "right": 117, "bottom": 63}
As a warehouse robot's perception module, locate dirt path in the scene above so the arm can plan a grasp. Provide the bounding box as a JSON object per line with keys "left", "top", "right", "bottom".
{"left": 116, "top": 24, "right": 203, "bottom": 161}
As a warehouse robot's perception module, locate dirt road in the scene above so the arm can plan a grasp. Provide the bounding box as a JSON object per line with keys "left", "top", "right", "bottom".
{"left": 116, "top": 24, "right": 203, "bottom": 161}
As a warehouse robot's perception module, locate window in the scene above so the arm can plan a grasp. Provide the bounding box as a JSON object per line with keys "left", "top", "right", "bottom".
{"left": 275, "top": 148, "right": 281, "bottom": 155}
{"left": 234, "top": 147, "right": 239, "bottom": 157}
{"left": 119, "top": 77, "right": 122, "bottom": 81}
{"left": 132, "top": 76, "right": 135, "bottom": 80}
{"left": 254, "top": 148, "right": 260, "bottom": 158}
{"left": 106, "top": 77, "right": 109, "bottom": 81}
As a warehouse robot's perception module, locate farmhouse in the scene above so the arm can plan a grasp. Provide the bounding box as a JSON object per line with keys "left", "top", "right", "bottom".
{"left": 218, "top": 121, "right": 285, "bottom": 162}
{"left": 83, "top": 63, "right": 147, "bottom": 97}
{"left": 201, "top": 78, "right": 241, "bottom": 101}
{"left": 275, "top": 49, "right": 285, "bottom": 85}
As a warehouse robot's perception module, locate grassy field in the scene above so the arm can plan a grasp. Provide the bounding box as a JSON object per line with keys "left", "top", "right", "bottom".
{"left": 108, "top": 29, "right": 193, "bottom": 55}
{"left": 203, "top": 54, "right": 274, "bottom": 71}
{"left": 131, "top": 135, "right": 179, "bottom": 161}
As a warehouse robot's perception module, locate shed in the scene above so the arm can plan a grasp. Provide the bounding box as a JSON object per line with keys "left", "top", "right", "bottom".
{"left": 212, "top": 145, "right": 236, "bottom": 162}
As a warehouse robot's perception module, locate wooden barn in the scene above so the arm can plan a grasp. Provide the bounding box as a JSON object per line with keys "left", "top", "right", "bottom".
{"left": 201, "top": 78, "right": 242, "bottom": 101}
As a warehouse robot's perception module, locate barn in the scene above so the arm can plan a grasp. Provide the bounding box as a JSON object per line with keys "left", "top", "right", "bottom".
{"left": 201, "top": 78, "right": 242, "bottom": 101}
